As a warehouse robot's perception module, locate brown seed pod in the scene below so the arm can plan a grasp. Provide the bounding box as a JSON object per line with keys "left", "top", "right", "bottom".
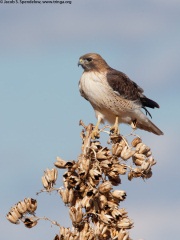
{"left": 6, "top": 211, "right": 20, "bottom": 224}
{"left": 111, "top": 190, "right": 127, "bottom": 201}
{"left": 108, "top": 174, "right": 121, "bottom": 186}
{"left": 53, "top": 235, "right": 60, "bottom": 240}
{"left": 138, "top": 144, "right": 150, "bottom": 154}
{"left": 133, "top": 153, "right": 147, "bottom": 161}
{"left": 117, "top": 217, "right": 133, "bottom": 229}
{"left": 99, "top": 160, "right": 113, "bottom": 169}
{"left": 25, "top": 198, "right": 37, "bottom": 213}
{"left": 112, "top": 143, "right": 123, "bottom": 157}
{"left": 16, "top": 200, "right": 28, "bottom": 214}
{"left": 99, "top": 211, "right": 113, "bottom": 224}
{"left": 59, "top": 188, "right": 69, "bottom": 204}
{"left": 98, "top": 195, "right": 108, "bottom": 209}
{"left": 121, "top": 146, "right": 136, "bottom": 160}
{"left": 54, "top": 157, "right": 67, "bottom": 169}
{"left": 96, "top": 147, "right": 110, "bottom": 160}
{"left": 141, "top": 161, "right": 151, "bottom": 171}
{"left": 111, "top": 208, "right": 122, "bottom": 219}
{"left": 118, "top": 229, "right": 129, "bottom": 240}
{"left": 10, "top": 206, "right": 22, "bottom": 219}
{"left": 23, "top": 217, "right": 38, "bottom": 228}
{"left": 98, "top": 181, "right": 112, "bottom": 194}
{"left": 69, "top": 205, "right": 83, "bottom": 224}
{"left": 132, "top": 157, "right": 143, "bottom": 166}
{"left": 89, "top": 169, "right": 101, "bottom": 181}
{"left": 113, "top": 164, "right": 127, "bottom": 175}
{"left": 41, "top": 175, "right": 49, "bottom": 189}
{"left": 131, "top": 137, "right": 142, "bottom": 147}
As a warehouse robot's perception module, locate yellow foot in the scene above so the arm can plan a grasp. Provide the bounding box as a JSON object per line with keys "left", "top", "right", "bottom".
{"left": 110, "top": 116, "right": 120, "bottom": 135}
{"left": 110, "top": 125, "right": 119, "bottom": 135}
{"left": 91, "top": 128, "right": 100, "bottom": 139}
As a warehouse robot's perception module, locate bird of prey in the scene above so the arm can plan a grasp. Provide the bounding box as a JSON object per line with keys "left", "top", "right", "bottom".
{"left": 78, "top": 53, "right": 163, "bottom": 138}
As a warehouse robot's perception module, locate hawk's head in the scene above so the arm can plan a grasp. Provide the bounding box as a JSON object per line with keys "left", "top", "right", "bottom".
{"left": 78, "top": 53, "right": 109, "bottom": 72}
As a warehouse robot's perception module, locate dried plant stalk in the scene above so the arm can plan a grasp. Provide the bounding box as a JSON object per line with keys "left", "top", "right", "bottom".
{"left": 7, "top": 121, "right": 157, "bottom": 240}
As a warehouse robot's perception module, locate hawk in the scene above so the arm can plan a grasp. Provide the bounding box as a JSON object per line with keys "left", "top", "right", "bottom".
{"left": 78, "top": 53, "right": 163, "bottom": 138}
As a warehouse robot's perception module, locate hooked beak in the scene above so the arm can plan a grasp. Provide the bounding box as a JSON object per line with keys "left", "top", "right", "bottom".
{"left": 78, "top": 58, "right": 84, "bottom": 67}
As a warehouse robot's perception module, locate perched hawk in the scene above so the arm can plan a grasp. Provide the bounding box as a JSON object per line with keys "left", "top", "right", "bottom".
{"left": 78, "top": 53, "right": 163, "bottom": 137}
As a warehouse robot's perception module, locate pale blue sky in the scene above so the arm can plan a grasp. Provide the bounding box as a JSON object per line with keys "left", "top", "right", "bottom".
{"left": 1, "top": 1, "right": 180, "bottom": 239}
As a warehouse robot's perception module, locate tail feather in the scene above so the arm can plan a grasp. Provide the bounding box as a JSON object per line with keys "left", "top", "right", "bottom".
{"left": 136, "top": 118, "right": 163, "bottom": 135}
{"left": 140, "top": 97, "right": 160, "bottom": 109}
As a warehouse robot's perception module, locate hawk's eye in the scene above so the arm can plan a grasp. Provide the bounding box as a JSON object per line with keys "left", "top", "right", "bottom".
{"left": 86, "top": 58, "right": 92, "bottom": 62}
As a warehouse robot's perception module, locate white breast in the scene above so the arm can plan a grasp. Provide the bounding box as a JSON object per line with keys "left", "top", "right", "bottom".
{"left": 79, "top": 71, "right": 109, "bottom": 108}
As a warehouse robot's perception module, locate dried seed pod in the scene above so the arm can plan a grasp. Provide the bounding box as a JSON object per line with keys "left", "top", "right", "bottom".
{"left": 81, "top": 195, "right": 93, "bottom": 211}
{"left": 79, "top": 222, "right": 90, "bottom": 239}
{"left": 143, "top": 169, "right": 153, "bottom": 179}
{"left": 118, "top": 208, "right": 128, "bottom": 217}
{"left": 107, "top": 200, "right": 118, "bottom": 209}
{"left": 141, "top": 161, "right": 151, "bottom": 171}
{"left": 10, "top": 206, "right": 22, "bottom": 218}
{"left": 6, "top": 211, "right": 20, "bottom": 224}
{"left": 63, "top": 171, "right": 72, "bottom": 179}
{"left": 147, "top": 156, "right": 156, "bottom": 166}
{"left": 133, "top": 153, "right": 146, "bottom": 161}
{"left": 25, "top": 198, "right": 37, "bottom": 213}
{"left": 128, "top": 168, "right": 142, "bottom": 180}
{"left": 128, "top": 171, "right": 133, "bottom": 181}
{"left": 54, "top": 157, "right": 67, "bottom": 169}
{"left": 68, "top": 188, "right": 74, "bottom": 204}
{"left": 112, "top": 143, "right": 123, "bottom": 157}
{"left": 77, "top": 182, "right": 86, "bottom": 192}
{"left": 45, "top": 168, "right": 58, "bottom": 183}
{"left": 98, "top": 195, "right": 108, "bottom": 209}
{"left": 69, "top": 206, "right": 83, "bottom": 224}
{"left": 41, "top": 175, "right": 49, "bottom": 189}
{"left": 59, "top": 188, "right": 69, "bottom": 204}
{"left": 89, "top": 169, "right": 101, "bottom": 180}
{"left": 121, "top": 146, "right": 136, "bottom": 160}
{"left": 65, "top": 162, "right": 78, "bottom": 172}
{"left": 118, "top": 229, "right": 129, "bottom": 240}
{"left": 117, "top": 217, "right": 133, "bottom": 229}
{"left": 78, "top": 155, "right": 90, "bottom": 173}
{"left": 111, "top": 208, "right": 122, "bottom": 219}
{"left": 133, "top": 157, "right": 143, "bottom": 166}
{"left": 59, "top": 226, "right": 65, "bottom": 238}
{"left": 68, "top": 175, "right": 81, "bottom": 187}
{"left": 113, "top": 164, "right": 127, "bottom": 175}
{"left": 96, "top": 147, "right": 110, "bottom": 160}
{"left": 99, "top": 160, "right": 112, "bottom": 169}
{"left": 98, "top": 181, "right": 112, "bottom": 194}
{"left": 78, "top": 168, "right": 88, "bottom": 179}
{"left": 131, "top": 137, "right": 142, "bottom": 147}
{"left": 53, "top": 235, "right": 60, "bottom": 240}
{"left": 108, "top": 174, "right": 121, "bottom": 186}
{"left": 110, "top": 227, "right": 119, "bottom": 239}
{"left": 88, "top": 176, "right": 100, "bottom": 187}
{"left": 16, "top": 200, "right": 28, "bottom": 214}
{"left": 135, "top": 142, "right": 144, "bottom": 152}
{"left": 90, "top": 141, "right": 101, "bottom": 151}
{"left": 95, "top": 222, "right": 108, "bottom": 236}
{"left": 99, "top": 211, "right": 113, "bottom": 224}
{"left": 145, "top": 150, "right": 152, "bottom": 157}
{"left": 138, "top": 144, "right": 150, "bottom": 154}
{"left": 111, "top": 190, "right": 127, "bottom": 201}
{"left": 23, "top": 217, "right": 38, "bottom": 228}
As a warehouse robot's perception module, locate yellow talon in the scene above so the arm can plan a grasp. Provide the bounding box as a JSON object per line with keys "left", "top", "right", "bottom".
{"left": 110, "top": 116, "right": 120, "bottom": 135}
{"left": 91, "top": 117, "right": 101, "bottom": 139}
